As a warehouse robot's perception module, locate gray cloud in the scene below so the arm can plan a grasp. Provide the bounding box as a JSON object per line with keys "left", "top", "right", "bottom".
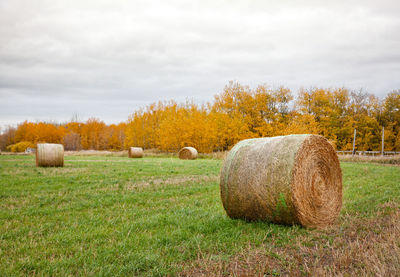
{"left": 1, "top": 0, "right": 399, "bottom": 128}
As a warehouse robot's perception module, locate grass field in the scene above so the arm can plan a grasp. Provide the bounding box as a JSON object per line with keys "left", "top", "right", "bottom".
{"left": 1, "top": 155, "right": 400, "bottom": 276}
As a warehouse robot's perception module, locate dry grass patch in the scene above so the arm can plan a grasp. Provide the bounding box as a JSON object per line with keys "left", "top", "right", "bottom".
{"left": 339, "top": 154, "right": 400, "bottom": 165}
{"left": 0, "top": 159, "right": 33, "bottom": 162}
{"left": 64, "top": 150, "right": 128, "bottom": 156}
{"left": 182, "top": 202, "right": 400, "bottom": 276}
{"left": 129, "top": 175, "right": 219, "bottom": 189}
{"left": 199, "top": 151, "right": 228, "bottom": 160}
{"left": 99, "top": 175, "right": 219, "bottom": 192}
{"left": 35, "top": 167, "right": 89, "bottom": 175}
{"left": 0, "top": 197, "right": 31, "bottom": 211}
{"left": 65, "top": 149, "right": 175, "bottom": 157}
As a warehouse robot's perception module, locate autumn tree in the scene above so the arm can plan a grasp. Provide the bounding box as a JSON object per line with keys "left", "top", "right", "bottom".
{"left": 107, "top": 123, "right": 126, "bottom": 150}
{"left": 0, "top": 126, "right": 16, "bottom": 151}
{"left": 382, "top": 90, "right": 400, "bottom": 151}
{"left": 348, "top": 91, "right": 381, "bottom": 151}
{"left": 212, "top": 82, "right": 256, "bottom": 149}
{"left": 156, "top": 102, "right": 218, "bottom": 152}
{"left": 63, "top": 121, "right": 82, "bottom": 150}
{"left": 80, "top": 118, "right": 108, "bottom": 150}
{"left": 14, "top": 121, "right": 64, "bottom": 145}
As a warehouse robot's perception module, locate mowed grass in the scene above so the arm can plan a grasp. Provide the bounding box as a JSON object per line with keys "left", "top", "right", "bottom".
{"left": 0, "top": 155, "right": 399, "bottom": 276}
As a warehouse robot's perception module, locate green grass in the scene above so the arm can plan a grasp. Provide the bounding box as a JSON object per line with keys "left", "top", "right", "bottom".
{"left": 0, "top": 155, "right": 399, "bottom": 276}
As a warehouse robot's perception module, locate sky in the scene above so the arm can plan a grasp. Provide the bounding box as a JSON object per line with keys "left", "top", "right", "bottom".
{"left": 1, "top": 0, "right": 399, "bottom": 129}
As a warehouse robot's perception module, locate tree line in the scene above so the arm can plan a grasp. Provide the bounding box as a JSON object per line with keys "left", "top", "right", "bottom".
{"left": 1, "top": 82, "right": 399, "bottom": 153}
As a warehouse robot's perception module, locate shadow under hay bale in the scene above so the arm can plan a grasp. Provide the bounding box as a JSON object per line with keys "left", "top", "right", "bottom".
{"left": 36, "top": 143, "right": 64, "bottom": 167}
{"left": 178, "top": 147, "right": 198, "bottom": 160}
{"left": 128, "top": 147, "right": 144, "bottom": 158}
{"left": 220, "top": 134, "right": 342, "bottom": 228}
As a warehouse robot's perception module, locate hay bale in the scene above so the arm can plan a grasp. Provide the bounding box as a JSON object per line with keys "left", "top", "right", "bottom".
{"left": 128, "top": 147, "right": 143, "bottom": 158}
{"left": 220, "top": 134, "right": 342, "bottom": 228}
{"left": 36, "top": 143, "right": 64, "bottom": 167}
{"left": 178, "top": 147, "right": 198, "bottom": 160}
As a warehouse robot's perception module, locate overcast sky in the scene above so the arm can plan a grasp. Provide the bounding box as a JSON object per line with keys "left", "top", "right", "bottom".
{"left": 1, "top": 0, "right": 399, "bottom": 129}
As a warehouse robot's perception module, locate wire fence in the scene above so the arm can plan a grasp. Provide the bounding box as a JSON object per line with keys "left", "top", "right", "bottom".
{"left": 336, "top": 150, "right": 400, "bottom": 156}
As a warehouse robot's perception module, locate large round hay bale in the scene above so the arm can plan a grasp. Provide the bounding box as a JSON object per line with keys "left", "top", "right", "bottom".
{"left": 220, "top": 134, "right": 342, "bottom": 228}
{"left": 178, "top": 147, "right": 198, "bottom": 160}
{"left": 128, "top": 147, "right": 143, "bottom": 158}
{"left": 36, "top": 143, "right": 64, "bottom": 167}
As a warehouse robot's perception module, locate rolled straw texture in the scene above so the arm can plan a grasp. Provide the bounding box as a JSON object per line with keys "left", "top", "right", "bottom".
{"left": 129, "top": 147, "right": 144, "bottom": 158}
{"left": 178, "top": 147, "right": 198, "bottom": 160}
{"left": 220, "top": 134, "right": 342, "bottom": 228}
{"left": 36, "top": 143, "right": 64, "bottom": 167}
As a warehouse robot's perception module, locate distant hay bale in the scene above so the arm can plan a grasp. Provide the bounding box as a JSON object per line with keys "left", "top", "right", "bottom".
{"left": 128, "top": 147, "right": 143, "bottom": 158}
{"left": 220, "top": 134, "right": 342, "bottom": 228}
{"left": 178, "top": 147, "right": 198, "bottom": 160}
{"left": 36, "top": 143, "right": 64, "bottom": 167}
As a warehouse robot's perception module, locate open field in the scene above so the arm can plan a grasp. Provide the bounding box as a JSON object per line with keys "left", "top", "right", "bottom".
{"left": 1, "top": 155, "right": 400, "bottom": 276}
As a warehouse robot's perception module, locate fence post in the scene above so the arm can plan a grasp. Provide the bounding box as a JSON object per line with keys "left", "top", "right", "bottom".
{"left": 352, "top": 128, "right": 356, "bottom": 156}
{"left": 381, "top": 126, "right": 384, "bottom": 156}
